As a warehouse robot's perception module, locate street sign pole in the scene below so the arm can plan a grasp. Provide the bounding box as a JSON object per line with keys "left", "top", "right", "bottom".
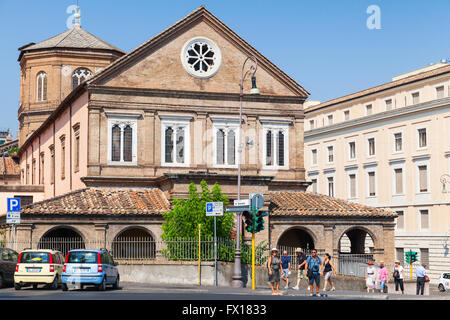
{"left": 410, "top": 249, "right": 413, "bottom": 280}
{"left": 252, "top": 205, "right": 256, "bottom": 291}
{"left": 11, "top": 224, "right": 14, "bottom": 250}
{"left": 214, "top": 215, "right": 217, "bottom": 287}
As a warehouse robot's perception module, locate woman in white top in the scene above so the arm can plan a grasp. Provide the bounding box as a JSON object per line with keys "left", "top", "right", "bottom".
{"left": 365, "top": 261, "right": 376, "bottom": 293}
{"left": 393, "top": 260, "right": 405, "bottom": 294}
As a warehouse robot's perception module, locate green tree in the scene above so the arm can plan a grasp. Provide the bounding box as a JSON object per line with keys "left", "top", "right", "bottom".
{"left": 161, "top": 180, "right": 234, "bottom": 239}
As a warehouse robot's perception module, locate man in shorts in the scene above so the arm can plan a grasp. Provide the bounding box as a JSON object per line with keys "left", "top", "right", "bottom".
{"left": 304, "top": 249, "right": 323, "bottom": 296}
{"left": 293, "top": 248, "right": 307, "bottom": 290}
{"left": 280, "top": 250, "right": 291, "bottom": 289}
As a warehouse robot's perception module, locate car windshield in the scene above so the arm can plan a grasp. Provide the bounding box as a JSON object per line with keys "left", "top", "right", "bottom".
{"left": 20, "top": 252, "right": 50, "bottom": 264}
{"left": 67, "top": 251, "right": 98, "bottom": 264}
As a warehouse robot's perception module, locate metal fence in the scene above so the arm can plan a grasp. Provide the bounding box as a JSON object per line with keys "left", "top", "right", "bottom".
{"left": 3, "top": 237, "right": 269, "bottom": 265}
{"left": 335, "top": 254, "right": 374, "bottom": 278}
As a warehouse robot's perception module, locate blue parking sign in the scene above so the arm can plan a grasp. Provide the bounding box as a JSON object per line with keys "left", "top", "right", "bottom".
{"left": 7, "top": 198, "right": 21, "bottom": 212}
{"left": 206, "top": 203, "right": 213, "bottom": 213}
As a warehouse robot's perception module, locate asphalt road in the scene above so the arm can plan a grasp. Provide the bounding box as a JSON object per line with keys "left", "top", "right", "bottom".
{"left": 0, "top": 282, "right": 448, "bottom": 300}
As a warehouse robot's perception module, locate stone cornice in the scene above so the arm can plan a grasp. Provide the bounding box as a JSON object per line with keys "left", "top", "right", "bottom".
{"left": 88, "top": 85, "right": 305, "bottom": 105}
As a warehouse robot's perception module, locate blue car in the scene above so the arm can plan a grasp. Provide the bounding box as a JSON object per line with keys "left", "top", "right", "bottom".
{"left": 61, "top": 249, "right": 119, "bottom": 291}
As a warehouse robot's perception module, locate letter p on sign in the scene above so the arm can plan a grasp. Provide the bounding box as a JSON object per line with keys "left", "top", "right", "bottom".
{"left": 7, "top": 198, "right": 21, "bottom": 212}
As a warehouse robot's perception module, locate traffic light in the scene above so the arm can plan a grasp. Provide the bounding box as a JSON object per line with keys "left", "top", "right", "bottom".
{"left": 405, "top": 251, "right": 411, "bottom": 264}
{"left": 411, "top": 251, "right": 418, "bottom": 263}
{"left": 243, "top": 211, "right": 254, "bottom": 233}
{"left": 254, "top": 210, "right": 268, "bottom": 233}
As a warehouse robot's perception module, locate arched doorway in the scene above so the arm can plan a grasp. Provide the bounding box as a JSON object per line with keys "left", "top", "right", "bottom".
{"left": 38, "top": 227, "right": 85, "bottom": 255}
{"left": 338, "top": 227, "right": 375, "bottom": 277}
{"left": 112, "top": 227, "right": 155, "bottom": 260}
{"left": 277, "top": 227, "right": 315, "bottom": 252}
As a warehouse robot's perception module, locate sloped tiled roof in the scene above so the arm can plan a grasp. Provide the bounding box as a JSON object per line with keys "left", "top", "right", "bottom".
{"left": 269, "top": 192, "right": 394, "bottom": 217}
{"left": 21, "top": 188, "right": 170, "bottom": 216}
{"left": 21, "top": 25, "right": 124, "bottom": 54}
{"left": 0, "top": 157, "right": 20, "bottom": 175}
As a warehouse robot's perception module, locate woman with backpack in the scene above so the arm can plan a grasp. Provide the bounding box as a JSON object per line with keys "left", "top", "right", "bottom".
{"left": 267, "top": 248, "right": 282, "bottom": 295}
{"left": 393, "top": 260, "right": 405, "bottom": 294}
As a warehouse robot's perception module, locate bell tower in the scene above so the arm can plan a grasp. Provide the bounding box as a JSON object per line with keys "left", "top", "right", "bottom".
{"left": 18, "top": 7, "right": 125, "bottom": 147}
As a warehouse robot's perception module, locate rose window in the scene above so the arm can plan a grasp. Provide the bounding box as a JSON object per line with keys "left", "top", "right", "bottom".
{"left": 181, "top": 37, "right": 222, "bottom": 78}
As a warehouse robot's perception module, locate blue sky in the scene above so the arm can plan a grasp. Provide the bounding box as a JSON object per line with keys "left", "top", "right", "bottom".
{"left": 0, "top": 0, "right": 449, "bottom": 138}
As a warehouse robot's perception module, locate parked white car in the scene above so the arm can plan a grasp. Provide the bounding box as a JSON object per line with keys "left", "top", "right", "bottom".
{"left": 438, "top": 273, "right": 450, "bottom": 292}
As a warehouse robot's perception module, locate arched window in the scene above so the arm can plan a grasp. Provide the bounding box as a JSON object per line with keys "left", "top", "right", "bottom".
{"left": 216, "top": 129, "right": 225, "bottom": 165}
{"left": 165, "top": 127, "right": 174, "bottom": 163}
{"left": 111, "top": 125, "right": 121, "bottom": 162}
{"left": 72, "top": 68, "right": 92, "bottom": 90}
{"left": 36, "top": 72, "right": 47, "bottom": 101}
{"left": 277, "top": 131, "right": 285, "bottom": 166}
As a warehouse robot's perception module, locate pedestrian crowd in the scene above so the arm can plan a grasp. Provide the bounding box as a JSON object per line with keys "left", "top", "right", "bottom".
{"left": 267, "top": 248, "right": 430, "bottom": 296}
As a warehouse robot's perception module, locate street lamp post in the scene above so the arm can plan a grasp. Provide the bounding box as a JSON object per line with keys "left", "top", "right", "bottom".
{"left": 231, "top": 56, "right": 259, "bottom": 288}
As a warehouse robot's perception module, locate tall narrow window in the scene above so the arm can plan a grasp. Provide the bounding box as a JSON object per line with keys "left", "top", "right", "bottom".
{"left": 123, "top": 125, "right": 133, "bottom": 162}
{"left": 72, "top": 68, "right": 92, "bottom": 90}
{"left": 311, "top": 178, "right": 317, "bottom": 193}
{"left": 60, "top": 136, "right": 66, "bottom": 180}
{"left": 36, "top": 72, "right": 47, "bottom": 102}
{"left": 32, "top": 159, "right": 36, "bottom": 185}
{"left": 165, "top": 127, "right": 174, "bottom": 163}
{"left": 327, "top": 114, "right": 333, "bottom": 125}
{"left": 327, "top": 146, "right": 334, "bottom": 163}
{"left": 264, "top": 127, "right": 288, "bottom": 168}
{"left": 385, "top": 99, "right": 393, "bottom": 111}
{"left": 311, "top": 149, "right": 317, "bottom": 165}
{"left": 227, "top": 130, "right": 236, "bottom": 165}
{"left": 277, "top": 131, "right": 285, "bottom": 166}
{"left": 366, "top": 104, "right": 373, "bottom": 115}
{"left": 309, "top": 120, "right": 315, "bottom": 130}
{"left": 420, "top": 248, "right": 429, "bottom": 267}
{"left": 40, "top": 152, "right": 45, "bottom": 184}
{"left": 394, "top": 133, "right": 403, "bottom": 152}
{"left": 328, "top": 177, "right": 334, "bottom": 197}
{"left": 112, "top": 125, "right": 121, "bottom": 162}
{"left": 420, "top": 209, "right": 429, "bottom": 230}
{"left": 419, "top": 165, "right": 428, "bottom": 192}
{"left": 176, "top": 127, "right": 185, "bottom": 164}
{"left": 349, "top": 174, "right": 356, "bottom": 198}
{"left": 266, "top": 131, "right": 273, "bottom": 166}
{"left": 395, "top": 168, "right": 403, "bottom": 194}
{"left": 368, "top": 171, "right": 376, "bottom": 196}
{"left": 412, "top": 92, "right": 420, "bottom": 105}
{"left": 49, "top": 145, "right": 55, "bottom": 185}
{"left": 396, "top": 211, "right": 404, "bottom": 230}
{"left": 436, "top": 86, "right": 445, "bottom": 99}
{"left": 349, "top": 142, "right": 356, "bottom": 159}
{"left": 73, "top": 124, "right": 80, "bottom": 172}
{"left": 216, "top": 129, "right": 225, "bottom": 165}
{"left": 368, "top": 138, "right": 375, "bottom": 156}
{"left": 344, "top": 110, "right": 350, "bottom": 121}
{"left": 418, "top": 128, "right": 427, "bottom": 148}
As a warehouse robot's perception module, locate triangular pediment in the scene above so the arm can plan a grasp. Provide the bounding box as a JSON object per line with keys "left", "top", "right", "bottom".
{"left": 88, "top": 7, "right": 309, "bottom": 98}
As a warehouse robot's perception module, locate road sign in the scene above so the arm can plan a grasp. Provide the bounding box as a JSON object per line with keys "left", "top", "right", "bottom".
{"left": 225, "top": 205, "right": 250, "bottom": 213}
{"left": 7, "top": 198, "right": 21, "bottom": 212}
{"left": 250, "top": 193, "right": 264, "bottom": 210}
{"left": 206, "top": 202, "right": 224, "bottom": 216}
{"left": 6, "top": 212, "right": 20, "bottom": 224}
{"left": 234, "top": 199, "right": 250, "bottom": 206}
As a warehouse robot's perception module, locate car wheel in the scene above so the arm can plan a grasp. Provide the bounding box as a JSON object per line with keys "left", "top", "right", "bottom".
{"left": 113, "top": 276, "right": 119, "bottom": 290}
{"left": 98, "top": 277, "right": 106, "bottom": 291}
{"left": 62, "top": 284, "right": 68, "bottom": 291}
{"left": 32, "top": 284, "right": 38, "bottom": 289}
{"left": 14, "top": 283, "right": 21, "bottom": 290}
{"left": 50, "top": 276, "right": 58, "bottom": 290}
{"left": 439, "top": 284, "right": 445, "bottom": 292}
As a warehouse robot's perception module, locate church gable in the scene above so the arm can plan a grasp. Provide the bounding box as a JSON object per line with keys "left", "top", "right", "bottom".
{"left": 89, "top": 7, "right": 308, "bottom": 98}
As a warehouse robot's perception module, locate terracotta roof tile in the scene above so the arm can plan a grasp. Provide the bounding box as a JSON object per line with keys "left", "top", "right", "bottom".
{"left": 21, "top": 188, "right": 170, "bottom": 216}
{"left": 0, "top": 157, "right": 20, "bottom": 175}
{"left": 269, "top": 192, "right": 394, "bottom": 217}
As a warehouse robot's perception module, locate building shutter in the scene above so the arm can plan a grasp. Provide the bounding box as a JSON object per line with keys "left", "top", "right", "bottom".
{"left": 226, "top": 129, "right": 235, "bottom": 165}
{"left": 350, "top": 174, "right": 356, "bottom": 198}
{"left": 216, "top": 129, "right": 224, "bottom": 165}
{"left": 420, "top": 210, "right": 429, "bottom": 229}
{"left": 395, "top": 168, "right": 403, "bottom": 194}
{"left": 396, "top": 210, "right": 404, "bottom": 229}
{"left": 369, "top": 172, "right": 375, "bottom": 196}
{"left": 419, "top": 165, "right": 428, "bottom": 192}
